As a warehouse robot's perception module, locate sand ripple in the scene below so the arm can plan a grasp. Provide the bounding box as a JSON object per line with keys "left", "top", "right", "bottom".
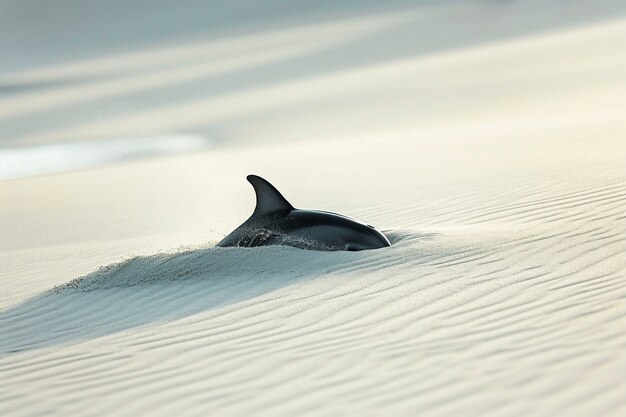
{"left": 1, "top": 175, "right": 624, "bottom": 416}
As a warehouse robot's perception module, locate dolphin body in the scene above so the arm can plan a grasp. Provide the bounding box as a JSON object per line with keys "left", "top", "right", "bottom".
{"left": 217, "top": 175, "right": 391, "bottom": 251}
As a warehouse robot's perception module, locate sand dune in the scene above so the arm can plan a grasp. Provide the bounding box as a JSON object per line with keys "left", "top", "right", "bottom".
{"left": 1, "top": 1, "right": 626, "bottom": 416}
{"left": 1, "top": 128, "right": 624, "bottom": 416}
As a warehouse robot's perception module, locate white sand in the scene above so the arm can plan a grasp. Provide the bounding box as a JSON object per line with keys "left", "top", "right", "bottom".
{"left": 1, "top": 1, "right": 625, "bottom": 416}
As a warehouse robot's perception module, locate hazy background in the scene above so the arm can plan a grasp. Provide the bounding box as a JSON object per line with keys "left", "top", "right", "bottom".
{"left": 2, "top": 0, "right": 626, "bottom": 178}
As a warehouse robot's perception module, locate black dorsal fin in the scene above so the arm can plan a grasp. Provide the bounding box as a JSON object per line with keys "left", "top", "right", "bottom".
{"left": 247, "top": 175, "right": 294, "bottom": 216}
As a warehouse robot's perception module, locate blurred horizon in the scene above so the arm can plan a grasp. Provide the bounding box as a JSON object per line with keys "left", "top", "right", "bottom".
{"left": 1, "top": 0, "right": 626, "bottom": 177}
{"left": 2, "top": 0, "right": 626, "bottom": 75}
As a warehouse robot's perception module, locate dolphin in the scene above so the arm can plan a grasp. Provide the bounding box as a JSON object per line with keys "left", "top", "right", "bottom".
{"left": 217, "top": 175, "right": 391, "bottom": 251}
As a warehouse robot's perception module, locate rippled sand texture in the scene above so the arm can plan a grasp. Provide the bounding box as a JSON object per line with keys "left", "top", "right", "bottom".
{"left": 1, "top": 1, "right": 626, "bottom": 417}
{"left": 1, "top": 131, "right": 624, "bottom": 416}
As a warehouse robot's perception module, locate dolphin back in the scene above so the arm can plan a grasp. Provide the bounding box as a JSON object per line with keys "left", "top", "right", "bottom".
{"left": 217, "top": 175, "right": 390, "bottom": 251}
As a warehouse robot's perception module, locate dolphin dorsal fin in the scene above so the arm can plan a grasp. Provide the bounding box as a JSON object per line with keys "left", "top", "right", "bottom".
{"left": 247, "top": 175, "right": 294, "bottom": 216}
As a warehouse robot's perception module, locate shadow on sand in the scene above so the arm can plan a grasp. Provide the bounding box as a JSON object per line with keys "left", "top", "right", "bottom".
{"left": 0, "top": 231, "right": 439, "bottom": 355}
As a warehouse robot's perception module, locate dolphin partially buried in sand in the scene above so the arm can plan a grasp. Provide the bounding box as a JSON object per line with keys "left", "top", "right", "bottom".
{"left": 218, "top": 175, "right": 390, "bottom": 251}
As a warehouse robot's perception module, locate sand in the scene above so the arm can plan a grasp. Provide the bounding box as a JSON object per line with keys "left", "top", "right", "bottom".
{"left": 1, "top": 1, "right": 625, "bottom": 416}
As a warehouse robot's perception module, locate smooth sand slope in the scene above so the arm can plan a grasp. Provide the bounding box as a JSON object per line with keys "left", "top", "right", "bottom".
{"left": 1, "top": 1, "right": 626, "bottom": 416}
